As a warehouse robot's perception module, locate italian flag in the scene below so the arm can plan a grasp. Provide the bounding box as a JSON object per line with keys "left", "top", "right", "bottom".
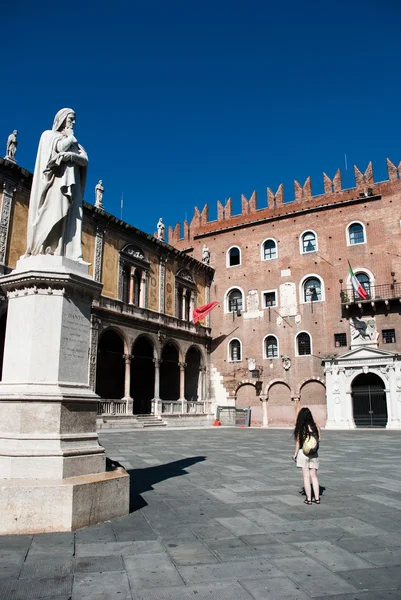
{"left": 349, "top": 262, "right": 368, "bottom": 300}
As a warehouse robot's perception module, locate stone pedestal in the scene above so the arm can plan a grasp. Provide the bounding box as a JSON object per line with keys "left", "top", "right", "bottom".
{"left": 0, "top": 256, "right": 129, "bottom": 534}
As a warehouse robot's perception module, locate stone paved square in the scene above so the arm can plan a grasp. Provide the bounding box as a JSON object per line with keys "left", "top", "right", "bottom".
{"left": 1, "top": 428, "right": 401, "bottom": 599}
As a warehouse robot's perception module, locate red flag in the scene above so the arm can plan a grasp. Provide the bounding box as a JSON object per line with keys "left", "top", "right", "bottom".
{"left": 193, "top": 301, "right": 218, "bottom": 324}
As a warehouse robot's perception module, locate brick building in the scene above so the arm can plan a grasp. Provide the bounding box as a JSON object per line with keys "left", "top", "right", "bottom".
{"left": 0, "top": 157, "right": 214, "bottom": 425}
{"left": 169, "top": 159, "right": 401, "bottom": 429}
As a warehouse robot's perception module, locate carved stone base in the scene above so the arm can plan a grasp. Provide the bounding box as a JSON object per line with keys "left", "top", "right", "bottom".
{"left": 0, "top": 467, "right": 129, "bottom": 534}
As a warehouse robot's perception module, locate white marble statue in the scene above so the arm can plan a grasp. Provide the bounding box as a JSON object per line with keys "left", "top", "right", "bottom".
{"left": 5, "top": 130, "right": 18, "bottom": 162}
{"left": 157, "top": 218, "right": 165, "bottom": 241}
{"left": 202, "top": 244, "right": 210, "bottom": 265}
{"left": 95, "top": 180, "right": 104, "bottom": 209}
{"left": 24, "top": 108, "right": 88, "bottom": 261}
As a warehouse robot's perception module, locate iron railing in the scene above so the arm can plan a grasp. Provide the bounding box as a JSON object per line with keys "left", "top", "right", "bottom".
{"left": 341, "top": 282, "right": 401, "bottom": 306}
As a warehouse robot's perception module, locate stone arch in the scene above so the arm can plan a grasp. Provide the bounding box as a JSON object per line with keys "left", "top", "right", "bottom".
{"left": 99, "top": 324, "right": 130, "bottom": 354}
{"left": 235, "top": 382, "right": 262, "bottom": 425}
{"left": 185, "top": 345, "right": 202, "bottom": 401}
{"left": 96, "top": 328, "right": 125, "bottom": 399}
{"left": 350, "top": 371, "right": 388, "bottom": 428}
{"left": 299, "top": 378, "right": 327, "bottom": 427}
{"left": 160, "top": 341, "right": 180, "bottom": 400}
{"left": 267, "top": 381, "right": 294, "bottom": 426}
{"left": 131, "top": 335, "right": 156, "bottom": 414}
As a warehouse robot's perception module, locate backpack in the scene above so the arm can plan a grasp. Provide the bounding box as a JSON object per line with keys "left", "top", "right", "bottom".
{"left": 302, "top": 429, "right": 319, "bottom": 456}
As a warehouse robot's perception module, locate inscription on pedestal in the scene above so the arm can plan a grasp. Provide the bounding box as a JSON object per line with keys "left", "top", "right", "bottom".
{"left": 60, "top": 300, "right": 91, "bottom": 384}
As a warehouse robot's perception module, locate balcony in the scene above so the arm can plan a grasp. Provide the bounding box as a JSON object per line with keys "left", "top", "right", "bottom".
{"left": 341, "top": 282, "right": 401, "bottom": 309}
{"left": 94, "top": 296, "right": 211, "bottom": 336}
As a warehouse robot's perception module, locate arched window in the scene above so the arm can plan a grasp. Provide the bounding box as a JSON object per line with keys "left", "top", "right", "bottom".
{"left": 301, "top": 231, "right": 317, "bottom": 253}
{"left": 348, "top": 222, "right": 365, "bottom": 245}
{"left": 227, "top": 246, "right": 241, "bottom": 267}
{"left": 226, "top": 288, "right": 243, "bottom": 313}
{"left": 264, "top": 335, "right": 278, "bottom": 358}
{"left": 356, "top": 272, "right": 371, "bottom": 298}
{"left": 228, "top": 339, "right": 241, "bottom": 362}
{"left": 297, "top": 332, "right": 312, "bottom": 356}
{"left": 303, "top": 277, "right": 322, "bottom": 302}
{"left": 262, "top": 239, "right": 277, "bottom": 260}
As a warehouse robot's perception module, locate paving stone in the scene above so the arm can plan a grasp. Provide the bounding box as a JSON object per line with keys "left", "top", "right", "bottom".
{"left": 164, "top": 541, "right": 219, "bottom": 566}
{"left": 216, "top": 516, "right": 267, "bottom": 536}
{"left": 326, "top": 517, "right": 387, "bottom": 537}
{"left": 27, "top": 533, "right": 74, "bottom": 558}
{"left": 177, "top": 558, "right": 284, "bottom": 584}
{"left": 190, "top": 522, "right": 236, "bottom": 542}
{"left": 74, "top": 554, "right": 125, "bottom": 572}
{"left": 271, "top": 556, "right": 358, "bottom": 597}
{"left": 333, "top": 534, "right": 401, "bottom": 553}
{"left": 124, "top": 553, "right": 184, "bottom": 589}
{"left": 19, "top": 557, "right": 73, "bottom": 579}
{"left": 135, "top": 580, "right": 254, "bottom": 599}
{"left": 355, "top": 547, "right": 401, "bottom": 567}
{"left": 240, "top": 576, "right": 311, "bottom": 599}
{"left": 293, "top": 540, "right": 374, "bottom": 572}
{"left": 0, "top": 575, "right": 72, "bottom": 600}
{"left": 337, "top": 566, "right": 401, "bottom": 590}
{"left": 72, "top": 570, "right": 131, "bottom": 599}
{"left": 0, "top": 536, "right": 32, "bottom": 551}
{"left": 75, "top": 522, "right": 116, "bottom": 544}
{"left": 76, "top": 540, "right": 165, "bottom": 558}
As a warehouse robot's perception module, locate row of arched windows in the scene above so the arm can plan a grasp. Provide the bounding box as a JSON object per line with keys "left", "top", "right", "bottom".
{"left": 225, "top": 269, "right": 373, "bottom": 312}
{"left": 228, "top": 332, "right": 312, "bottom": 361}
{"left": 227, "top": 222, "right": 366, "bottom": 267}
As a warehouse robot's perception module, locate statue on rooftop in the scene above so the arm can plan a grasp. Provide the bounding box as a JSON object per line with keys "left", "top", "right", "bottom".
{"left": 95, "top": 180, "right": 104, "bottom": 209}
{"left": 24, "top": 108, "right": 88, "bottom": 261}
{"left": 5, "top": 130, "right": 18, "bottom": 162}
{"left": 157, "top": 218, "right": 165, "bottom": 241}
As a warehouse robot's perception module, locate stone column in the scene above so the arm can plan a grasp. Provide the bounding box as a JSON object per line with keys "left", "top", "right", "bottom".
{"left": 190, "top": 290, "right": 196, "bottom": 322}
{"left": 129, "top": 267, "right": 136, "bottom": 305}
{"left": 181, "top": 288, "right": 187, "bottom": 321}
{"left": 386, "top": 364, "right": 401, "bottom": 429}
{"left": 122, "top": 354, "right": 133, "bottom": 413}
{"left": 88, "top": 315, "right": 101, "bottom": 391}
{"left": 260, "top": 395, "right": 268, "bottom": 427}
{"left": 152, "top": 358, "right": 162, "bottom": 415}
{"left": 197, "top": 366, "right": 203, "bottom": 402}
{"left": 179, "top": 362, "right": 187, "bottom": 412}
{"left": 93, "top": 225, "right": 104, "bottom": 283}
{"left": 139, "top": 271, "right": 147, "bottom": 308}
{"left": 0, "top": 182, "right": 16, "bottom": 273}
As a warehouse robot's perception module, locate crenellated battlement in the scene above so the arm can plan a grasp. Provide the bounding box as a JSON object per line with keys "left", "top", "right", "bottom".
{"left": 168, "top": 158, "right": 401, "bottom": 247}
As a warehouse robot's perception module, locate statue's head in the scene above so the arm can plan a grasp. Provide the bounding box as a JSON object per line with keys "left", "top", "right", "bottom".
{"left": 52, "top": 108, "right": 76, "bottom": 132}
{"left": 99, "top": 180, "right": 103, "bottom": 185}
{"left": 13, "top": 130, "right": 18, "bottom": 135}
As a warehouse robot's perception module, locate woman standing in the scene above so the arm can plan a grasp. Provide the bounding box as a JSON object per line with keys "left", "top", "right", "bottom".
{"left": 293, "top": 407, "right": 321, "bottom": 505}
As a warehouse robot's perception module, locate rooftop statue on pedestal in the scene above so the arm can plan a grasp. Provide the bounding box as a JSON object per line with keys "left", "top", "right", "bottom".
{"left": 95, "top": 179, "right": 104, "bottom": 209}
{"left": 5, "top": 130, "right": 18, "bottom": 162}
{"left": 24, "top": 108, "right": 88, "bottom": 262}
{"left": 157, "top": 217, "right": 165, "bottom": 241}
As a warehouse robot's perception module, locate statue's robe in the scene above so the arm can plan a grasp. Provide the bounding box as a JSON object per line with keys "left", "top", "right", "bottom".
{"left": 25, "top": 129, "right": 87, "bottom": 260}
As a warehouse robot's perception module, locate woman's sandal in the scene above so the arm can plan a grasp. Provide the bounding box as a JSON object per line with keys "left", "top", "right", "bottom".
{"left": 304, "top": 499, "right": 312, "bottom": 505}
{"left": 313, "top": 498, "right": 320, "bottom": 504}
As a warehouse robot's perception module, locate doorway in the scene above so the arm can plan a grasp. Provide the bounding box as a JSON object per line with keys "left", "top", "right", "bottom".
{"left": 351, "top": 373, "right": 387, "bottom": 428}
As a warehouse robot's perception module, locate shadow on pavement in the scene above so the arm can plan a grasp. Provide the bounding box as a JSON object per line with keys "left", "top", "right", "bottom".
{"left": 108, "top": 456, "right": 206, "bottom": 512}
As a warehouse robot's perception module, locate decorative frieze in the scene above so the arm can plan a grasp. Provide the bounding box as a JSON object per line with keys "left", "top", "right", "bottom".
{"left": 94, "top": 226, "right": 105, "bottom": 282}
{"left": 0, "top": 182, "right": 15, "bottom": 266}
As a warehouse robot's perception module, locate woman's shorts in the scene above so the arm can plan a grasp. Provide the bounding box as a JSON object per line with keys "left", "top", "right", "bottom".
{"left": 296, "top": 448, "right": 319, "bottom": 469}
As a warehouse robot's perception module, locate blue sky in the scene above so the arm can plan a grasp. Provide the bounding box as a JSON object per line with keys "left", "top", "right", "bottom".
{"left": 2, "top": 1, "right": 401, "bottom": 237}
